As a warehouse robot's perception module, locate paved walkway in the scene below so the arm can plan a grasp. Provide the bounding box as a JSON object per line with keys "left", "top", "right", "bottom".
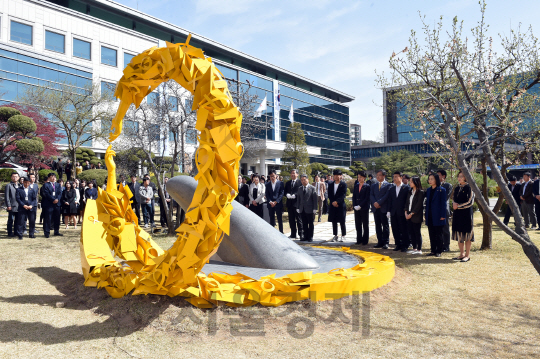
{"left": 285, "top": 212, "right": 377, "bottom": 247}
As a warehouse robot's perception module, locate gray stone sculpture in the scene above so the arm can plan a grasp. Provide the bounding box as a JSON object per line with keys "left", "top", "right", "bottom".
{"left": 166, "top": 176, "right": 319, "bottom": 270}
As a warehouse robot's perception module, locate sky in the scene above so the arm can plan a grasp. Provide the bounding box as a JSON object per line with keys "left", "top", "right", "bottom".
{"left": 114, "top": 0, "right": 540, "bottom": 141}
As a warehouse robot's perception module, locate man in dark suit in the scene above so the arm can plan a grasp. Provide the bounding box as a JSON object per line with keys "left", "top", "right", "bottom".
{"left": 437, "top": 170, "right": 453, "bottom": 252}
{"left": 353, "top": 171, "right": 371, "bottom": 245}
{"left": 65, "top": 159, "right": 73, "bottom": 181}
{"left": 370, "top": 169, "right": 391, "bottom": 249}
{"left": 15, "top": 177, "right": 38, "bottom": 240}
{"left": 387, "top": 171, "right": 410, "bottom": 252}
{"left": 128, "top": 174, "right": 141, "bottom": 223}
{"left": 57, "top": 160, "right": 63, "bottom": 180}
{"left": 533, "top": 174, "right": 540, "bottom": 230}
{"left": 323, "top": 174, "right": 332, "bottom": 215}
{"left": 328, "top": 169, "right": 348, "bottom": 241}
{"left": 284, "top": 169, "right": 303, "bottom": 240}
{"left": 265, "top": 170, "right": 284, "bottom": 233}
{"left": 296, "top": 174, "right": 318, "bottom": 241}
{"left": 24, "top": 173, "right": 40, "bottom": 235}
{"left": 4, "top": 172, "right": 20, "bottom": 237}
{"left": 159, "top": 177, "right": 172, "bottom": 231}
{"left": 235, "top": 175, "right": 249, "bottom": 207}
{"left": 504, "top": 175, "right": 522, "bottom": 226}
{"left": 41, "top": 172, "right": 63, "bottom": 238}
{"left": 521, "top": 172, "right": 537, "bottom": 228}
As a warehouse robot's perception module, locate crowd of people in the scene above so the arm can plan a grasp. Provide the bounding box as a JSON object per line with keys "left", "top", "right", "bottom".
{"left": 3, "top": 171, "right": 178, "bottom": 240}
{"left": 7, "top": 163, "right": 539, "bottom": 264}
{"left": 47, "top": 158, "right": 105, "bottom": 182}
{"left": 235, "top": 168, "right": 479, "bottom": 262}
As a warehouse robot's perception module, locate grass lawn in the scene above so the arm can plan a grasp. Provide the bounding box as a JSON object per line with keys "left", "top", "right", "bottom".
{"left": 0, "top": 209, "right": 539, "bottom": 358}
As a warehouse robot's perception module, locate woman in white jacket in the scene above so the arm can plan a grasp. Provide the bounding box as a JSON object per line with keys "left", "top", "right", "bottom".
{"left": 249, "top": 174, "right": 266, "bottom": 218}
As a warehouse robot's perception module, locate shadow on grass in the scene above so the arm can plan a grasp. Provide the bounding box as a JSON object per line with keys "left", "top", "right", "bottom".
{"left": 0, "top": 266, "right": 193, "bottom": 344}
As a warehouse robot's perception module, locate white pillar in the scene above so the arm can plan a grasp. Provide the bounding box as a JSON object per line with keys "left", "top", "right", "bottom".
{"left": 258, "top": 150, "right": 267, "bottom": 175}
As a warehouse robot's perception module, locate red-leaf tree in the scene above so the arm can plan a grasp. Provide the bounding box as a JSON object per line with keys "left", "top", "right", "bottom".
{"left": 1, "top": 103, "right": 64, "bottom": 168}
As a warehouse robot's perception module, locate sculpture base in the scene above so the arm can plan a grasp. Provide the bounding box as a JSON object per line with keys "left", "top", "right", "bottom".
{"left": 205, "top": 246, "right": 359, "bottom": 278}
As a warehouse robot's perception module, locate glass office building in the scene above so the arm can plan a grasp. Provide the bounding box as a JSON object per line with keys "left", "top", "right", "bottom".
{"left": 352, "top": 87, "right": 478, "bottom": 163}
{"left": 2, "top": 0, "right": 353, "bottom": 170}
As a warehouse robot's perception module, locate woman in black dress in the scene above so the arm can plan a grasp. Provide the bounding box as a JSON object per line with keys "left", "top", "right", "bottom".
{"left": 404, "top": 176, "right": 425, "bottom": 254}
{"left": 78, "top": 180, "right": 87, "bottom": 223}
{"left": 352, "top": 170, "right": 370, "bottom": 245}
{"left": 61, "top": 181, "right": 78, "bottom": 229}
{"left": 452, "top": 172, "right": 475, "bottom": 262}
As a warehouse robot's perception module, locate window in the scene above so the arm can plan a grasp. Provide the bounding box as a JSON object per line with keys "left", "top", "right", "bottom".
{"left": 186, "top": 128, "right": 198, "bottom": 144}
{"left": 101, "top": 81, "right": 115, "bottom": 98}
{"left": 149, "top": 124, "right": 160, "bottom": 142}
{"left": 45, "top": 30, "right": 65, "bottom": 53}
{"left": 73, "top": 38, "right": 91, "bottom": 60}
{"left": 147, "top": 92, "right": 158, "bottom": 105}
{"left": 11, "top": 21, "right": 32, "bottom": 45}
{"left": 124, "top": 52, "right": 134, "bottom": 68}
{"left": 101, "top": 46, "right": 117, "bottom": 66}
{"left": 168, "top": 96, "right": 178, "bottom": 111}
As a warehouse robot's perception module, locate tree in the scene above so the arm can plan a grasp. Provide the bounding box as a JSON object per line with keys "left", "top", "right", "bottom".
{"left": 19, "top": 79, "right": 115, "bottom": 171}
{"left": 72, "top": 148, "right": 103, "bottom": 168}
{"left": 115, "top": 86, "right": 182, "bottom": 235}
{"left": 5, "top": 104, "right": 63, "bottom": 168}
{"left": 372, "top": 150, "right": 426, "bottom": 176}
{"left": 115, "top": 147, "right": 152, "bottom": 178}
{"left": 281, "top": 122, "right": 311, "bottom": 178}
{"left": 311, "top": 162, "right": 330, "bottom": 177}
{"left": 335, "top": 167, "right": 354, "bottom": 177}
{"left": 227, "top": 79, "right": 270, "bottom": 160}
{"left": 0, "top": 106, "right": 46, "bottom": 166}
{"left": 376, "top": 1, "right": 540, "bottom": 274}
{"left": 162, "top": 81, "right": 197, "bottom": 177}
{"left": 350, "top": 161, "right": 367, "bottom": 174}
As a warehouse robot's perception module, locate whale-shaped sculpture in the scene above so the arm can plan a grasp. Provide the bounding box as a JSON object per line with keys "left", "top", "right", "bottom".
{"left": 166, "top": 176, "right": 319, "bottom": 270}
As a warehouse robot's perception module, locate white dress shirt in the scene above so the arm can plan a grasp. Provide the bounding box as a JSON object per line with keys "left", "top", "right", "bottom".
{"left": 395, "top": 184, "right": 402, "bottom": 197}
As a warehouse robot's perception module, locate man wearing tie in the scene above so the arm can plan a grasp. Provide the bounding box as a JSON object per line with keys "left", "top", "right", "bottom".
{"left": 265, "top": 170, "right": 285, "bottom": 233}
{"left": 520, "top": 172, "right": 536, "bottom": 229}
{"left": 42, "top": 173, "right": 63, "bottom": 238}
{"left": 15, "top": 177, "right": 38, "bottom": 240}
{"left": 370, "top": 169, "right": 391, "bottom": 249}
{"left": 285, "top": 169, "right": 303, "bottom": 240}
{"left": 235, "top": 175, "right": 249, "bottom": 208}
{"left": 4, "top": 172, "right": 20, "bottom": 237}
{"left": 533, "top": 173, "right": 540, "bottom": 230}
{"left": 387, "top": 171, "right": 410, "bottom": 252}
{"left": 296, "top": 174, "right": 318, "bottom": 241}
{"left": 503, "top": 175, "right": 522, "bottom": 226}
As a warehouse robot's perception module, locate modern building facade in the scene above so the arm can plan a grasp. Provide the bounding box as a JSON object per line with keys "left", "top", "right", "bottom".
{"left": 352, "top": 87, "right": 476, "bottom": 163}
{"left": 0, "top": 0, "right": 354, "bottom": 174}
{"left": 350, "top": 123, "right": 361, "bottom": 147}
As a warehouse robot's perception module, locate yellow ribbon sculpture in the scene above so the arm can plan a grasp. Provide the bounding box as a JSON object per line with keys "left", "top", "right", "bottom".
{"left": 80, "top": 36, "right": 395, "bottom": 307}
